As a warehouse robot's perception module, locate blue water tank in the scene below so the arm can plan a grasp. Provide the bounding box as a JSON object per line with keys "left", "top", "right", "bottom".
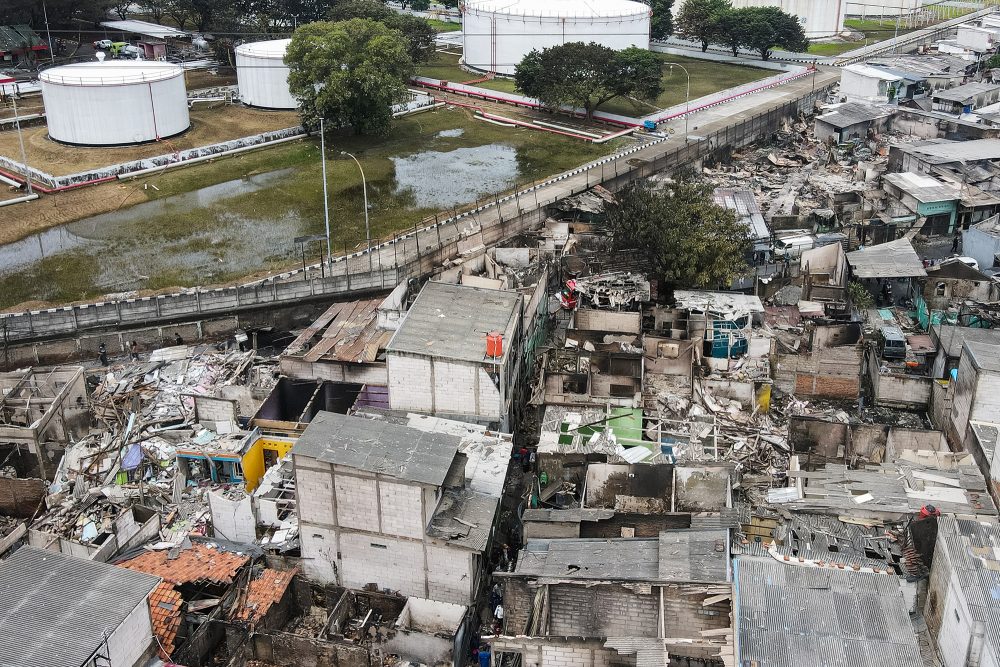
{"left": 643, "top": 120, "right": 657, "bottom": 130}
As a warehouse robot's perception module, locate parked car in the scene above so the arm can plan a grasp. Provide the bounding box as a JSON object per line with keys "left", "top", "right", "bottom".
{"left": 93, "top": 39, "right": 112, "bottom": 49}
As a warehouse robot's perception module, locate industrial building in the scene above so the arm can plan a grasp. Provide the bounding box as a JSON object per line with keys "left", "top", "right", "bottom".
{"left": 235, "top": 38, "right": 298, "bottom": 109}
{"left": 462, "top": 0, "right": 651, "bottom": 75}
{"left": 39, "top": 61, "right": 189, "bottom": 145}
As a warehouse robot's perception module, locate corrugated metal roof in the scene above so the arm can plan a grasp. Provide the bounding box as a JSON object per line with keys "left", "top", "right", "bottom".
{"left": 936, "top": 516, "right": 1000, "bottom": 658}
{"left": 292, "top": 411, "right": 460, "bottom": 487}
{"left": 0, "top": 546, "right": 160, "bottom": 667}
{"left": 513, "top": 529, "right": 729, "bottom": 583}
{"left": 714, "top": 188, "right": 771, "bottom": 242}
{"left": 386, "top": 281, "right": 521, "bottom": 363}
{"left": 846, "top": 238, "right": 928, "bottom": 278}
{"left": 735, "top": 555, "right": 924, "bottom": 667}
{"left": 932, "top": 81, "right": 1000, "bottom": 103}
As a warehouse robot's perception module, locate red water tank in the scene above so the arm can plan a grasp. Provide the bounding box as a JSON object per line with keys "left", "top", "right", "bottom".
{"left": 486, "top": 332, "right": 503, "bottom": 358}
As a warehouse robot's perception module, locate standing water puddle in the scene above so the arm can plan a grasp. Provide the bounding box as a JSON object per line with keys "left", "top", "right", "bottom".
{"left": 391, "top": 144, "right": 518, "bottom": 208}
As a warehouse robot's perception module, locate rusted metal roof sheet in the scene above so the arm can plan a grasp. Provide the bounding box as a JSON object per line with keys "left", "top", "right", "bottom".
{"left": 284, "top": 298, "right": 391, "bottom": 364}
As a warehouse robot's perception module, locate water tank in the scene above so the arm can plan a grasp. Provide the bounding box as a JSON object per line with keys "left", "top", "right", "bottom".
{"left": 462, "top": 0, "right": 651, "bottom": 75}
{"left": 39, "top": 61, "right": 189, "bottom": 146}
{"left": 236, "top": 38, "right": 298, "bottom": 109}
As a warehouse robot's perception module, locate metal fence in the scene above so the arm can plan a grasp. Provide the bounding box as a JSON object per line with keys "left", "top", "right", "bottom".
{"left": 0, "top": 82, "right": 836, "bottom": 345}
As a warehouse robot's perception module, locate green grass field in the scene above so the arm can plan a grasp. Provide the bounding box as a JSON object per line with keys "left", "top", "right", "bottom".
{"left": 427, "top": 18, "right": 462, "bottom": 31}
{"left": 415, "top": 52, "right": 770, "bottom": 117}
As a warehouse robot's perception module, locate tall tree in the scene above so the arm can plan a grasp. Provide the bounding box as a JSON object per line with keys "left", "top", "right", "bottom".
{"left": 647, "top": 0, "right": 674, "bottom": 41}
{"left": 601, "top": 180, "right": 750, "bottom": 289}
{"left": 675, "top": 0, "right": 730, "bottom": 52}
{"left": 740, "top": 6, "right": 807, "bottom": 59}
{"left": 515, "top": 43, "right": 662, "bottom": 118}
{"left": 285, "top": 18, "right": 413, "bottom": 135}
{"left": 716, "top": 9, "right": 745, "bottom": 57}
{"left": 327, "top": 0, "right": 435, "bottom": 62}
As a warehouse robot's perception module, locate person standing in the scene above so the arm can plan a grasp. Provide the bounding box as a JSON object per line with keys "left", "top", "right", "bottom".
{"left": 98, "top": 343, "right": 108, "bottom": 367}
{"left": 952, "top": 233, "right": 961, "bottom": 253}
{"left": 129, "top": 341, "right": 140, "bottom": 362}
{"left": 174, "top": 333, "right": 184, "bottom": 346}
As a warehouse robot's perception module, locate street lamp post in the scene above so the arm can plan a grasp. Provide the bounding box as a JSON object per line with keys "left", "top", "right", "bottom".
{"left": 341, "top": 151, "right": 370, "bottom": 251}
{"left": 11, "top": 93, "right": 33, "bottom": 197}
{"left": 662, "top": 61, "right": 691, "bottom": 140}
{"left": 314, "top": 83, "right": 332, "bottom": 263}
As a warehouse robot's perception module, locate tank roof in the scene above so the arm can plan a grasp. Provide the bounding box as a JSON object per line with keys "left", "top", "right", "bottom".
{"left": 235, "top": 38, "right": 291, "bottom": 58}
{"left": 463, "top": 0, "right": 649, "bottom": 18}
{"left": 39, "top": 60, "right": 183, "bottom": 86}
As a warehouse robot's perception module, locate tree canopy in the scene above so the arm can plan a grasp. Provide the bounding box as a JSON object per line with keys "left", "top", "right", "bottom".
{"left": 285, "top": 18, "right": 413, "bottom": 136}
{"left": 514, "top": 43, "right": 663, "bottom": 118}
{"left": 601, "top": 180, "right": 750, "bottom": 290}
{"left": 327, "top": 0, "right": 435, "bottom": 62}
{"left": 675, "top": 0, "right": 808, "bottom": 58}
{"left": 675, "top": 0, "right": 730, "bottom": 52}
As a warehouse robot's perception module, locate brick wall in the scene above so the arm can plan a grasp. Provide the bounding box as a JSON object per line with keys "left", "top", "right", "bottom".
{"left": 425, "top": 543, "right": 474, "bottom": 605}
{"left": 662, "top": 585, "right": 732, "bottom": 661}
{"left": 339, "top": 532, "right": 427, "bottom": 598}
{"left": 387, "top": 354, "right": 434, "bottom": 413}
{"left": 378, "top": 481, "right": 424, "bottom": 539}
{"left": 295, "top": 460, "right": 336, "bottom": 526}
{"left": 548, "top": 585, "right": 658, "bottom": 638}
{"left": 299, "top": 526, "right": 339, "bottom": 584}
{"left": 490, "top": 637, "right": 636, "bottom": 667}
{"left": 334, "top": 474, "right": 378, "bottom": 531}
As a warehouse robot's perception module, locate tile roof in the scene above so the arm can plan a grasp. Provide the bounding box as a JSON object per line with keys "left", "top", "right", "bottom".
{"left": 232, "top": 568, "right": 297, "bottom": 624}
{"left": 121, "top": 543, "right": 250, "bottom": 586}
{"left": 148, "top": 582, "right": 183, "bottom": 658}
{"left": 0, "top": 546, "right": 160, "bottom": 667}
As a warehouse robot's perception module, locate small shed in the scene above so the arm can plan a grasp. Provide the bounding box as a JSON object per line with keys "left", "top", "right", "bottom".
{"left": 814, "top": 103, "right": 894, "bottom": 143}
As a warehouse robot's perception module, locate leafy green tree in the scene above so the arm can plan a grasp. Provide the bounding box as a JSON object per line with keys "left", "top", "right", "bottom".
{"left": 647, "top": 0, "right": 674, "bottom": 40}
{"left": 286, "top": 18, "right": 413, "bottom": 135}
{"left": 716, "top": 9, "right": 745, "bottom": 56}
{"left": 515, "top": 43, "right": 663, "bottom": 118}
{"left": 601, "top": 180, "right": 750, "bottom": 289}
{"left": 741, "top": 6, "right": 807, "bottom": 60}
{"left": 327, "top": 0, "right": 435, "bottom": 62}
{"left": 675, "top": 0, "right": 730, "bottom": 52}
{"left": 984, "top": 53, "right": 1000, "bottom": 70}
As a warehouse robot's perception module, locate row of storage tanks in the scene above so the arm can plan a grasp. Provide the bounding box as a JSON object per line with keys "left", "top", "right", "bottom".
{"left": 39, "top": 0, "right": 857, "bottom": 146}
{"left": 38, "top": 39, "right": 295, "bottom": 146}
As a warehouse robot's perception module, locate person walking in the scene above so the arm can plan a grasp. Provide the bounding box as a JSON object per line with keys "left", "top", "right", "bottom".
{"left": 952, "top": 233, "right": 961, "bottom": 253}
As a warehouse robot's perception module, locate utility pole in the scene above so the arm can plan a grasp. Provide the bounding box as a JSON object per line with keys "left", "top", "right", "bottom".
{"left": 42, "top": 0, "right": 55, "bottom": 64}
{"left": 319, "top": 116, "right": 331, "bottom": 263}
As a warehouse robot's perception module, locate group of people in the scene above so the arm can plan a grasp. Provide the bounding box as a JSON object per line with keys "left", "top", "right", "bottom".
{"left": 96, "top": 333, "right": 184, "bottom": 366}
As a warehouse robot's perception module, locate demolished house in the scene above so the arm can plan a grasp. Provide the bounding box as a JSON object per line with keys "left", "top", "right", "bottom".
{"left": 490, "top": 530, "right": 734, "bottom": 667}
{"left": 0, "top": 366, "right": 89, "bottom": 479}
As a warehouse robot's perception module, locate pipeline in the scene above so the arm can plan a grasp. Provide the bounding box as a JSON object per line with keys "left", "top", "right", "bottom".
{"left": 0, "top": 193, "right": 39, "bottom": 207}
{"left": 0, "top": 166, "right": 117, "bottom": 194}
{"left": 118, "top": 133, "right": 305, "bottom": 180}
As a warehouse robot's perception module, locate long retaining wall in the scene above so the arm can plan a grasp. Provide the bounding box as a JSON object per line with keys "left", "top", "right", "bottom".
{"left": 0, "top": 83, "right": 836, "bottom": 352}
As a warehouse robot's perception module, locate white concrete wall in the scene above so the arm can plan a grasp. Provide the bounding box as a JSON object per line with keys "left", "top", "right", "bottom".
{"left": 340, "top": 531, "right": 427, "bottom": 597}
{"left": 387, "top": 354, "right": 503, "bottom": 422}
{"left": 208, "top": 490, "right": 257, "bottom": 543}
{"left": 279, "top": 357, "right": 388, "bottom": 385}
{"left": 106, "top": 598, "right": 154, "bottom": 667}
{"left": 334, "top": 473, "right": 379, "bottom": 531}
{"left": 379, "top": 480, "right": 425, "bottom": 539}
{"left": 299, "top": 525, "right": 339, "bottom": 583}
{"left": 426, "top": 543, "right": 475, "bottom": 605}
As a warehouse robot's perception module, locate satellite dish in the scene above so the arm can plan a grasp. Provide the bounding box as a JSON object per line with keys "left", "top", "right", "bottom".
{"left": 96, "top": 51, "right": 106, "bottom": 62}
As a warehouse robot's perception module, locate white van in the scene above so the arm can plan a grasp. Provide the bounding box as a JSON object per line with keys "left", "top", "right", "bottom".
{"left": 773, "top": 235, "right": 815, "bottom": 259}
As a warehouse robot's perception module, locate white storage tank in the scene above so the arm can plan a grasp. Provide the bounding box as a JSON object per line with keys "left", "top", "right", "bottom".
{"left": 462, "top": 0, "right": 651, "bottom": 76}
{"left": 40, "top": 61, "right": 189, "bottom": 146}
{"left": 236, "top": 38, "right": 298, "bottom": 109}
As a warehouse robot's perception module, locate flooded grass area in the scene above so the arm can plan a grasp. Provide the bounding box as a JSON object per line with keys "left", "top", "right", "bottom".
{"left": 0, "top": 107, "right": 621, "bottom": 309}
